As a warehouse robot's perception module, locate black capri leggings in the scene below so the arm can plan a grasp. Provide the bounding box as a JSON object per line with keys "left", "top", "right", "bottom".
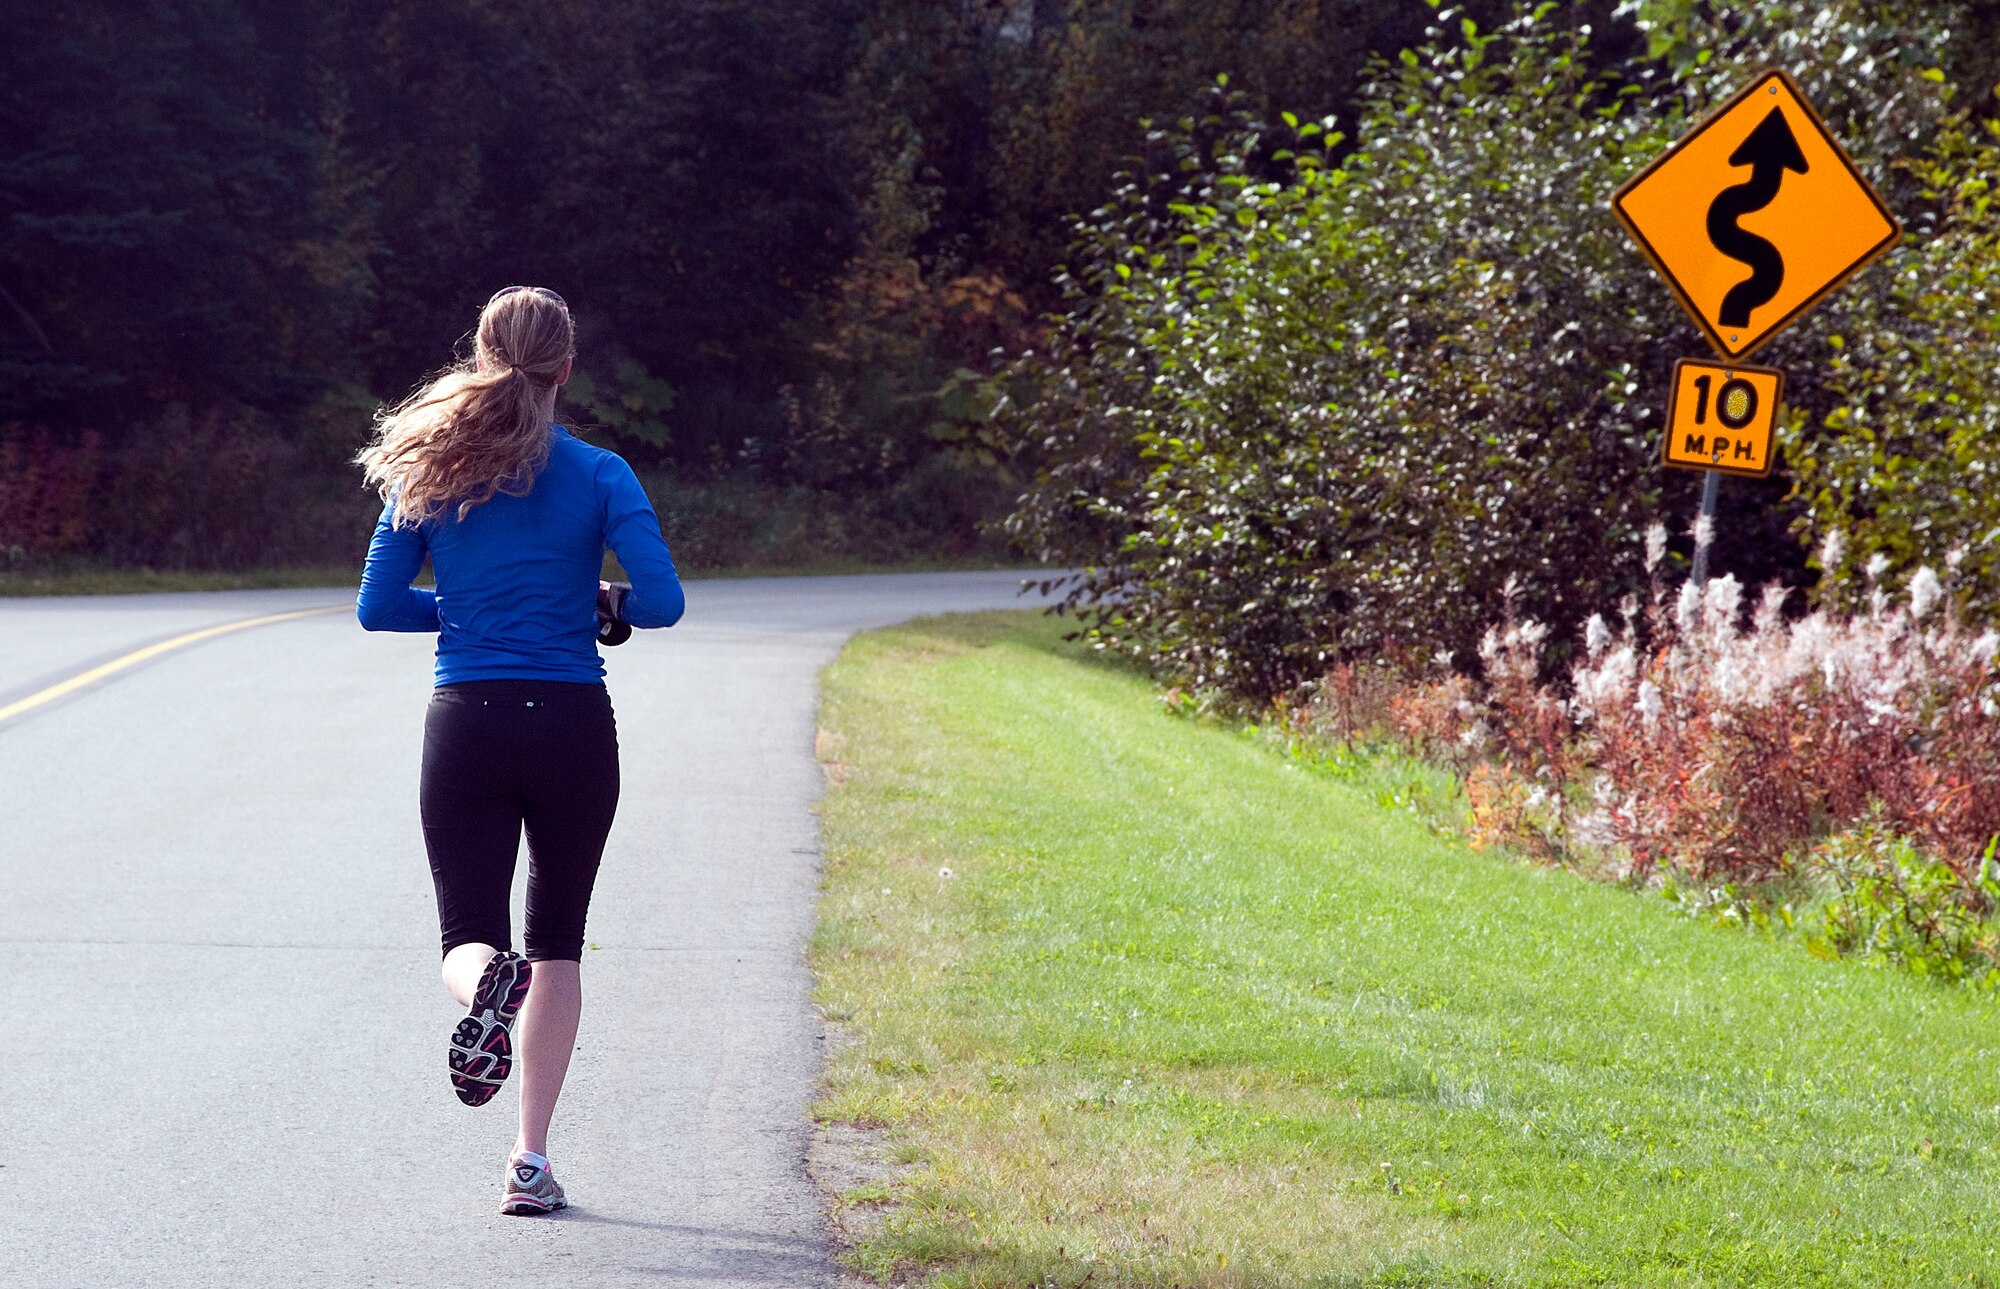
{"left": 420, "top": 680, "right": 620, "bottom": 962}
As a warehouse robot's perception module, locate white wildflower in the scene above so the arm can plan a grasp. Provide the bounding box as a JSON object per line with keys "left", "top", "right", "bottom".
{"left": 938, "top": 866, "right": 955, "bottom": 880}
{"left": 1692, "top": 510, "right": 1715, "bottom": 554}
{"left": 1585, "top": 613, "right": 1613, "bottom": 658}
{"left": 1866, "top": 552, "right": 1890, "bottom": 582}
{"left": 1792, "top": 611, "right": 1831, "bottom": 654}
{"left": 1702, "top": 573, "right": 1743, "bottom": 635}
{"left": 1432, "top": 648, "right": 1454, "bottom": 670}
{"left": 1675, "top": 579, "right": 1702, "bottom": 635}
{"left": 1513, "top": 618, "right": 1549, "bottom": 651}
{"left": 1636, "top": 679, "right": 1663, "bottom": 725}
{"left": 1753, "top": 584, "right": 1791, "bottom": 636}
{"left": 1785, "top": 612, "right": 1832, "bottom": 684}
{"left": 1909, "top": 566, "right": 1943, "bottom": 622}
{"left": 1574, "top": 801, "right": 1619, "bottom": 848}
{"left": 1967, "top": 630, "right": 2000, "bottom": 667}
{"left": 1479, "top": 627, "right": 1501, "bottom": 663}
{"left": 1947, "top": 545, "right": 1968, "bottom": 571}
{"left": 1645, "top": 524, "right": 1668, "bottom": 572}
{"left": 1576, "top": 645, "right": 1636, "bottom": 712}
{"left": 1713, "top": 653, "right": 1753, "bottom": 706}
{"left": 1603, "top": 644, "right": 1636, "bottom": 693}
{"left": 1818, "top": 527, "right": 1846, "bottom": 572}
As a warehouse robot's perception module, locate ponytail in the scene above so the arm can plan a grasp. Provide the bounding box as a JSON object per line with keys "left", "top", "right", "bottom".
{"left": 356, "top": 287, "right": 574, "bottom": 528}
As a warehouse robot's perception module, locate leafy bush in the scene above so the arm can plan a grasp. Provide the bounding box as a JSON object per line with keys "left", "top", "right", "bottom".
{"left": 1004, "top": 0, "right": 1993, "bottom": 700}
{"left": 1006, "top": 18, "right": 1671, "bottom": 698}
{"left": 1806, "top": 821, "right": 2000, "bottom": 986}
{"left": 1280, "top": 547, "right": 2000, "bottom": 985}
{"left": 1, "top": 409, "right": 379, "bottom": 572}
{"left": 1450, "top": 536, "right": 2000, "bottom": 885}
{"left": 565, "top": 360, "right": 677, "bottom": 450}
{"left": 1790, "top": 106, "right": 2000, "bottom": 613}
{"left": 0, "top": 425, "right": 101, "bottom": 561}
{"left": 634, "top": 469, "right": 1011, "bottom": 573}
{"left": 0, "top": 407, "right": 1009, "bottom": 580}
{"left": 87, "top": 408, "right": 377, "bottom": 569}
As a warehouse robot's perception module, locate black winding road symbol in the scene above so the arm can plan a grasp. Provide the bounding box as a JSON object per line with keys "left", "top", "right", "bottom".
{"left": 1705, "top": 107, "right": 1809, "bottom": 329}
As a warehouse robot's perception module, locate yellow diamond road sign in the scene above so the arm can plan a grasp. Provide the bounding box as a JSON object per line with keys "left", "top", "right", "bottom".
{"left": 1613, "top": 69, "right": 1900, "bottom": 361}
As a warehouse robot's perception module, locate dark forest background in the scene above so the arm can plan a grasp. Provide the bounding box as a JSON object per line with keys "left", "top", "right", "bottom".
{"left": 1, "top": 0, "right": 1602, "bottom": 574}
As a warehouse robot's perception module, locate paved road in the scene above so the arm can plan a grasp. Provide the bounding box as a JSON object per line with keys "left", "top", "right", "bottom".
{"left": 0, "top": 572, "right": 1046, "bottom": 1288}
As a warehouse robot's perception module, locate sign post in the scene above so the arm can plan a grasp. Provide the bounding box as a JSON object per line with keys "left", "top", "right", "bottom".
{"left": 1611, "top": 69, "right": 1901, "bottom": 585}
{"left": 1691, "top": 471, "right": 1721, "bottom": 588}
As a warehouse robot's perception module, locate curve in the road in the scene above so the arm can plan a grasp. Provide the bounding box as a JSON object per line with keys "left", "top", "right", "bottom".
{"left": 0, "top": 603, "right": 345, "bottom": 727}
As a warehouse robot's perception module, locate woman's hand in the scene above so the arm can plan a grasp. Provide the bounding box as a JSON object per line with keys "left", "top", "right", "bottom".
{"left": 596, "top": 580, "right": 633, "bottom": 646}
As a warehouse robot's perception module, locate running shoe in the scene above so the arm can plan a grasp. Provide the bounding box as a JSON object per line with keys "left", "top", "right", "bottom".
{"left": 448, "top": 950, "right": 532, "bottom": 1107}
{"left": 500, "top": 1155, "right": 569, "bottom": 1216}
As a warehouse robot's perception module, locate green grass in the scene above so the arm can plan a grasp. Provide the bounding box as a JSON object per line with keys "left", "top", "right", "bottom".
{"left": 811, "top": 611, "right": 2000, "bottom": 1288}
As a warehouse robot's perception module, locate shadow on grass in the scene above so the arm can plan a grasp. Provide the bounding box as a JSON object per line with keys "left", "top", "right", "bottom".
{"left": 884, "top": 606, "right": 1157, "bottom": 682}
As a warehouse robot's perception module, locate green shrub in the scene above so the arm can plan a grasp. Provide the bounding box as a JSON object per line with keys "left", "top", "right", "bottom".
{"left": 636, "top": 469, "right": 1011, "bottom": 572}
{"left": 1805, "top": 821, "right": 2000, "bottom": 986}
{"left": 88, "top": 408, "right": 376, "bottom": 570}
{"left": 1789, "top": 107, "right": 2000, "bottom": 614}
{"left": 565, "top": 359, "right": 677, "bottom": 450}
{"left": 1281, "top": 552, "right": 2000, "bottom": 989}
{"left": 1003, "top": 1, "right": 1989, "bottom": 699}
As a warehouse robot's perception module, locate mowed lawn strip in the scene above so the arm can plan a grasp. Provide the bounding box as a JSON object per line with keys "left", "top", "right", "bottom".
{"left": 811, "top": 611, "right": 2000, "bottom": 1288}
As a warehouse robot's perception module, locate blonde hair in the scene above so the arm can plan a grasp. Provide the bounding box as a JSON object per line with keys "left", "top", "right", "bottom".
{"left": 357, "top": 287, "right": 575, "bottom": 527}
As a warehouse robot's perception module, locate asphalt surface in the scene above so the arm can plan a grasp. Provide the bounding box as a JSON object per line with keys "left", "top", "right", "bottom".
{"left": 0, "top": 571, "right": 1049, "bottom": 1288}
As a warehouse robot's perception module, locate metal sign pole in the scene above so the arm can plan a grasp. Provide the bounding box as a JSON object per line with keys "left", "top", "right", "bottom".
{"left": 1691, "top": 468, "right": 1721, "bottom": 588}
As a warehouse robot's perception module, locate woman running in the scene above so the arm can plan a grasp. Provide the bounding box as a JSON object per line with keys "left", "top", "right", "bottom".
{"left": 354, "top": 285, "right": 683, "bottom": 1215}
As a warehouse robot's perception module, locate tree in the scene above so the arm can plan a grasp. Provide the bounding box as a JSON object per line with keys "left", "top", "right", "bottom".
{"left": 1003, "top": 0, "right": 1994, "bottom": 698}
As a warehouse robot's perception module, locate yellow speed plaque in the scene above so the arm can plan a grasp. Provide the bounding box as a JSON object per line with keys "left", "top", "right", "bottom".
{"left": 1661, "top": 358, "right": 1784, "bottom": 477}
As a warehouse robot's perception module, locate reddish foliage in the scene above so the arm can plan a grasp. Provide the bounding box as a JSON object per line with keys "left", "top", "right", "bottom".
{"left": 1457, "top": 562, "right": 2000, "bottom": 884}
{"left": 0, "top": 425, "right": 102, "bottom": 559}
{"left": 1388, "top": 680, "right": 1474, "bottom": 759}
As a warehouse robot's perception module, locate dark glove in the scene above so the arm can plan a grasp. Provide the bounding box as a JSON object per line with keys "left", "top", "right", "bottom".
{"left": 596, "top": 580, "right": 633, "bottom": 647}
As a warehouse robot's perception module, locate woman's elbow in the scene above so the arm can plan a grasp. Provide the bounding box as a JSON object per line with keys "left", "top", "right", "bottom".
{"left": 356, "top": 598, "right": 391, "bottom": 632}
{"left": 628, "top": 583, "right": 685, "bottom": 629}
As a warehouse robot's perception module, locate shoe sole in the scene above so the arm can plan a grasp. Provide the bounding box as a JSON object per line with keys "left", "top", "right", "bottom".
{"left": 448, "top": 952, "right": 532, "bottom": 1107}
{"left": 499, "top": 1193, "right": 568, "bottom": 1216}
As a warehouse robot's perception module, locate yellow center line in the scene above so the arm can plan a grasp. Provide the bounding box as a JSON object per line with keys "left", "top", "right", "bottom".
{"left": 0, "top": 604, "right": 347, "bottom": 726}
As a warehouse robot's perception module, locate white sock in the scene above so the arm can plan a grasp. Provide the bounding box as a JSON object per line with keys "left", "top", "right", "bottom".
{"left": 512, "top": 1150, "right": 550, "bottom": 1171}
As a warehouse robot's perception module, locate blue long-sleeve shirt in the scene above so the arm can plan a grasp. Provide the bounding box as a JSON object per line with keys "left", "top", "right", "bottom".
{"left": 357, "top": 425, "right": 684, "bottom": 685}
